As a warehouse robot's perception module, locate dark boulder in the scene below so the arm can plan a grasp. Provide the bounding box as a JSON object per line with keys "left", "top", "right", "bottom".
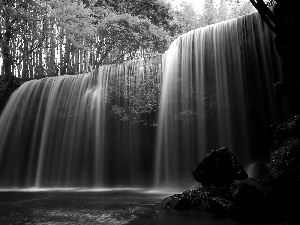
{"left": 192, "top": 147, "right": 248, "bottom": 187}
{"left": 231, "top": 178, "right": 280, "bottom": 222}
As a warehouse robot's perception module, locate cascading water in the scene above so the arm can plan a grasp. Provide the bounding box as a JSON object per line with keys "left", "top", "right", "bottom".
{"left": 0, "top": 12, "right": 287, "bottom": 189}
{"left": 0, "top": 58, "right": 161, "bottom": 188}
{"left": 154, "top": 12, "right": 287, "bottom": 187}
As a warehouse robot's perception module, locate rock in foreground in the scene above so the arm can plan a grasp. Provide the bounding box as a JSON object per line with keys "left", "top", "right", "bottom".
{"left": 192, "top": 147, "right": 248, "bottom": 187}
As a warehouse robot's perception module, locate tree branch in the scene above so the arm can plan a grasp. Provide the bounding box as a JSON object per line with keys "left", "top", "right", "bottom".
{"left": 250, "top": 0, "right": 277, "bottom": 33}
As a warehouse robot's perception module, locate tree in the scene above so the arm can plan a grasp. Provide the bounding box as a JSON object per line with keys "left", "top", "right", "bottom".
{"left": 217, "top": 0, "right": 230, "bottom": 22}
{"left": 203, "top": 0, "right": 217, "bottom": 25}
{"left": 250, "top": 0, "right": 300, "bottom": 115}
{"left": 264, "top": 0, "right": 276, "bottom": 7}
{"left": 1, "top": 0, "right": 173, "bottom": 79}
{"left": 228, "top": 0, "right": 241, "bottom": 19}
{"left": 47, "top": 0, "right": 97, "bottom": 75}
{"left": 171, "top": 2, "right": 203, "bottom": 36}
{"left": 92, "top": 11, "right": 169, "bottom": 66}
{"left": 238, "top": 1, "right": 256, "bottom": 17}
{"left": 106, "top": 56, "right": 162, "bottom": 125}
{"left": 94, "top": 0, "right": 174, "bottom": 32}
{"left": 0, "top": 0, "right": 97, "bottom": 79}
{"left": 48, "top": 0, "right": 97, "bottom": 49}
{"left": 0, "top": 0, "right": 49, "bottom": 80}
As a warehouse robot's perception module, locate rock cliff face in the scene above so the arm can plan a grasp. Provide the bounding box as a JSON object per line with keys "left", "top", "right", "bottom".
{"left": 162, "top": 115, "right": 300, "bottom": 224}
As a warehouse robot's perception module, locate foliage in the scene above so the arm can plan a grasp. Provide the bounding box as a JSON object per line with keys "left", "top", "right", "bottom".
{"left": 0, "top": 0, "right": 269, "bottom": 80}
{"left": 94, "top": 0, "right": 174, "bottom": 31}
{"left": 171, "top": 2, "right": 204, "bottom": 36}
{"left": 0, "top": 0, "right": 99, "bottom": 79}
{"left": 0, "top": 0, "right": 173, "bottom": 80}
{"left": 237, "top": 1, "right": 257, "bottom": 17}
{"left": 106, "top": 57, "right": 162, "bottom": 125}
{"left": 264, "top": 0, "right": 276, "bottom": 7}
{"left": 228, "top": 0, "right": 240, "bottom": 19}
{"left": 203, "top": 0, "right": 217, "bottom": 25}
{"left": 0, "top": 0, "right": 49, "bottom": 79}
{"left": 166, "top": 0, "right": 259, "bottom": 36}
{"left": 46, "top": 0, "right": 97, "bottom": 49}
{"left": 217, "top": 0, "right": 230, "bottom": 22}
{"left": 93, "top": 11, "right": 169, "bottom": 66}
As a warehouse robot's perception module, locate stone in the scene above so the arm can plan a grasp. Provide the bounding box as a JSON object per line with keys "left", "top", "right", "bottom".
{"left": 231, "top": 178, "right": 280, "bottom": 222}
{"left": 162, "top": 194, "right": 189, "bottom": 210}
{"left": 162, "top": 189, "right": 201, "bottom": 210}
{"left": 192, "top": 147, "right": 248, "bottom": 187}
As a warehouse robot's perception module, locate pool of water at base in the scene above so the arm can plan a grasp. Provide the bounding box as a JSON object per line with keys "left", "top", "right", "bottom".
{"left": 0, "top": 188, "right": 285, "bottom": 225}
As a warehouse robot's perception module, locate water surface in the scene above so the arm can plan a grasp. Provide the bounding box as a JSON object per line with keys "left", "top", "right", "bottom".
{"left": 0, "top": 189, "right": 284, "bottom": 225}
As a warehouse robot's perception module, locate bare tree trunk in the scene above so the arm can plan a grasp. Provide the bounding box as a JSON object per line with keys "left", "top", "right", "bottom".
{"left": 22, "top": 38, "right": 29, "bottom": 81}
{"left": 59, "top": 28, "right": 64, "bottom": 75}
{"left": 1, "top": 18, "right": 13, "bottom": 81}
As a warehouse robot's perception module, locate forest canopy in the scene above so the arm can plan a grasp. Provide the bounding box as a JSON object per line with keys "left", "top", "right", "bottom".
{"left": 0, "top": 0, "right": 267, "bottom": 80}
{"left": 0, "top": 0, "right": 171, "bottom": 80}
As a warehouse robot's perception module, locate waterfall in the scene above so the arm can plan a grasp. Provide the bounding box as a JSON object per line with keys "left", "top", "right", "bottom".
{"left": 0, "top": 12, "right": 286, "bottom": 189}
{"left": 154, "top": 13, "right": 285, "bottom": 187}
{"left": 0, "top": 58, "right": 162, "bottom": 188}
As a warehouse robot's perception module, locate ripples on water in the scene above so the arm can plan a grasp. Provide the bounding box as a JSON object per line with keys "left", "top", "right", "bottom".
{"left": 0, "top": 189, "right": 284, "bottom": 225}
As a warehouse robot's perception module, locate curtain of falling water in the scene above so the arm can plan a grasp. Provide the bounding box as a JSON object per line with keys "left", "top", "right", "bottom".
{"left": 155, "top": 12, "right": 285, "bottom": 188}
{"left": 0, "top": 58, "right": 161, "bottom": 188}
{"left": 0, "top": 12, "right": 287, "bottom": 189}
{"left": 0, "top": 69, "right": 108, "bottom": 187}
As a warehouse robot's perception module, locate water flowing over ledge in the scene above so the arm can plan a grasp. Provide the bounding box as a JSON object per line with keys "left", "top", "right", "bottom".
{"left": 154, "top": 13, "right": 285, "bottom": 187}
{"left": 0, "top": 58, "right": 162, "bottom": 188}
{"left": 0, "top": 12, "right": 286, "bottom": 189}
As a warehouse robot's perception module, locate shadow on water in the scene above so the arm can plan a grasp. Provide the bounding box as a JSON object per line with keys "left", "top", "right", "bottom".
{"left": 0, "top": 189, "right": 284, "bottom": 225}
